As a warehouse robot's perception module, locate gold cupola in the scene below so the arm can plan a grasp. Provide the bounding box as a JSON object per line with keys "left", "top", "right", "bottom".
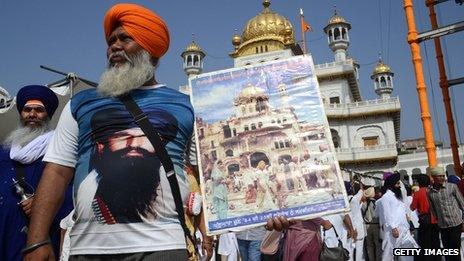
{"left": 323, "top": 9, "right": 351, "bottom": 33}
{"left": 372, "top": 60, "right": 393, "bottom": 75}
{"left": 230, "top": 0, "right": 295, "bottom": 58}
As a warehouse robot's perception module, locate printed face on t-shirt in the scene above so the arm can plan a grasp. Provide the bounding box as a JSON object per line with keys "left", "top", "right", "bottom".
{"left": 88, "top": 107, "right": 179, "bottom": 224}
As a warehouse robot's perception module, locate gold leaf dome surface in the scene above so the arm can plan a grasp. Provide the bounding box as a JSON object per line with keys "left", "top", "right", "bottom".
{"left": 239, "top": 84, "right": 266, "bottom": 98}
{"left": 328, "top": 14, "right": 346, "bottom": 25}
{"left": 185, "top": 41, "right": 203, "bottom": 52}
{"left": 373, "top": 61, "right": 392, "bottom": 75}
{"left": 241, "top": 1, "right": 294, "bottom": 45}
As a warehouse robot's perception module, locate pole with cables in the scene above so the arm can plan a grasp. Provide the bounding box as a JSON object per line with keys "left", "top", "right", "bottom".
{"left": 425, "top": 0, "right": 462, "bottom": 177}
{"left": 403, "top": 0, "right": 437, "bottom": 167}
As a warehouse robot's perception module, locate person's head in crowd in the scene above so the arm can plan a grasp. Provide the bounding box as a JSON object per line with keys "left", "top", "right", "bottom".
{"left": 363, "top": 186, "right": 375, "bottom": 199}
{"left": 5, "top": 85, "right": 58, "bottom": 147}
{"left": 89, "top": 107, "right": 178, "bottom": 223}
{"left": 447, "top": 174, "right": 460, "bottom": 185}
{"left": 417, "top": 174, "right": 430, "bottom": 188}
{"left": 430, "top": 166, "right": 446, "bottom": 188}
{"left": 384, "top": 173, "right": 402, "bottom": 200}
{"left": 98, "top": 3, "right": 170, "bottom": 97}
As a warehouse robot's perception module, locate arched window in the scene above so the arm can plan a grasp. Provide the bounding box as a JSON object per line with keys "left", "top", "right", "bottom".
{"left": 374, "top": 78, "right": 380, "bottom": 89}
{"left": 255, "top": 98, "right": 266, "bottom": 112}
{"left": 258, "top": 122, "right": 263, "bottom": 128}
{"left": 265, "top": 45, "right": 268, "bottom": 52}
{"left": 193, "top": 55, "right": 199, "bottom": 66}
{"left": 223, "top": 125, "right": 231, "bottom": 138}
{"left": 331, "top": 129, "right": 340, "bottom": 148}
{"left": 334, "top": 28, "right": 341, "bottom": 40}
{"left": 225, "top": 149, "right": 234, "bottom": 157}
{"left": 251, "top": 123, "right": 256, "bottom": 130}
{"left": 329, "top": 30, "right": 333, "bottom": 41}
{"left": 244, "top": 125, "right": 249, "bottom": 131}
{"left": 255, "top": 47, "right": 259, "bottom": 53}
{"left": 187, "top": 55, "right": 192, "bottom": 66}
{"left": 342, "top": 28, "right": 347, "bottom": 40}
{"left": 232, "top": 128, "right": 237, "bottom": 136}
{"left": 380, "top": 77, "right": 387, "bottom": 87}
{"left": 228, "top": 164, "right": 240, "bottom": 175}
{"left": 260, "top": 46, "right": 264, "bottom": 52}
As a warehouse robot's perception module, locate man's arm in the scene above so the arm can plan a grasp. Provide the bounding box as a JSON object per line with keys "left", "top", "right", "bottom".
{"left": 25, "top": 163, "right": 74, "bottom": 260}
{"left": 343, "top": 214, "right": 355, "bottom": 239}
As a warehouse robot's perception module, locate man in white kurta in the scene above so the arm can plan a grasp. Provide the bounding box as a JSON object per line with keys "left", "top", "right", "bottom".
{"left": 348, "top": 182, "right": 365, "bottom": 261}
{"left": 381, "top": 174, "right": 418, "bottom": 261}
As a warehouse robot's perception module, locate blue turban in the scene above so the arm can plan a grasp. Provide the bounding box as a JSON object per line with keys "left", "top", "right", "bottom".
{"left": 16, "top": 85, "right": 59, "bottom": 119}
{"left": 448, "top": 175, "right": 460, "bottom": 184}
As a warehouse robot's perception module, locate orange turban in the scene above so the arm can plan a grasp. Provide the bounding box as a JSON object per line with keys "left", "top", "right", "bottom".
{"left": 104, "top": 3, "right": 170, "bottom": 58}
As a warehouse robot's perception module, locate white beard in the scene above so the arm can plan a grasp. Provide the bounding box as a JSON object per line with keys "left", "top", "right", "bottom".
{"left": 97, "top": 50, "right": 154, "bottom": 97}
{"left": 4, "top": 121, "right": 51, "bottom": 147}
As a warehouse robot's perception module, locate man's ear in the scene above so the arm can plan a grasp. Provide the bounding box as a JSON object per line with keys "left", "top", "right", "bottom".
{"left": 96, "top": 142, "right": 105, "bottom": 154}
{"left": 151, "top": 57, "right": 159, "bottom": 67}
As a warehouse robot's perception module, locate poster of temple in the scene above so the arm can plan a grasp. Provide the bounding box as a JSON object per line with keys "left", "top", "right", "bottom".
{"left": 189, "top": 55, "right": 349, "bottom": 235}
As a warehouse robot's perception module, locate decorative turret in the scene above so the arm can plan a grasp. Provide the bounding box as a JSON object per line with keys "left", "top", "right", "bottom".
{"left": 323, "top": 8, "right": 351, "bottom": 62}
{"left": 371, "top": 58, "right": 394, "bottom": 99}
{"left": 181, "top": 36, "right": 206, "bottom": 78}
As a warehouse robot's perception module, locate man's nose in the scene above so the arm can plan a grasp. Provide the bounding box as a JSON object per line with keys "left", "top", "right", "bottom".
{"left": 108, "top": 39, "right": 123, "bottom": 55}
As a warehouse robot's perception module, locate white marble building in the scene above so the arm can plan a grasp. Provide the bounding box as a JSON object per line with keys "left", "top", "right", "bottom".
{"left": 182, "top": 1, "right": 401, "bottom": 176}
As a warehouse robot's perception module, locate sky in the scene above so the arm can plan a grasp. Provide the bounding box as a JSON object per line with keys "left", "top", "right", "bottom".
{"left": 0, "top": 0, "right": 463, "bottom": 144}
{"left": 191, "top": 56, "right": 323, "bottom": 124}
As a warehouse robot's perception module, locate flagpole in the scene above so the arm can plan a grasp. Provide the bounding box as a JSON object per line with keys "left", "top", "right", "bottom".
{"left": 300, "top": 8, "right": 307, "bottom": 54}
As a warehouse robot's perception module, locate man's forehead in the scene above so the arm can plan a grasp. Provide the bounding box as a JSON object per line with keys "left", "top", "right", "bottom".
{"left": 113, "top": 127, "right": 144, "bottom": 136}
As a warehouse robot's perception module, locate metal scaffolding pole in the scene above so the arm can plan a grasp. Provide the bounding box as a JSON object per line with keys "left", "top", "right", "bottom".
{"left": 425, "top": 0, "right": 462, "bottom": 177}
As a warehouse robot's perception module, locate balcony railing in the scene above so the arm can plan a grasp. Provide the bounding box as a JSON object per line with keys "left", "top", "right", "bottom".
{"left": 314, "top": 60, "right": 353, "bottom": 69}
{"left": 334, "top": 144, "right": 398, "bottom": 162}
{"left": 324, "top": 97, "right": 400, "bottom": 117}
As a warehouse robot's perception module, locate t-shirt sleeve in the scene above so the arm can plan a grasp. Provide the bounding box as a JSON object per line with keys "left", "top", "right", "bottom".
{"left": 44, "top": 102, "right": 78, "bottom": 167}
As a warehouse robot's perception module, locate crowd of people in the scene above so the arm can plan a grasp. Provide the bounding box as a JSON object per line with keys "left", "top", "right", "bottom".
{"left": 211, "top": 168, "right": 464, "bottom": 261}
{"left": 1, "top": 2, "right": 464, "bottom": 261}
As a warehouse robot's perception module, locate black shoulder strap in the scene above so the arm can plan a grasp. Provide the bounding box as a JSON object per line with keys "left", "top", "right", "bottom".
{"left": 118, "top": 94, "right": 195, "bottom": 247}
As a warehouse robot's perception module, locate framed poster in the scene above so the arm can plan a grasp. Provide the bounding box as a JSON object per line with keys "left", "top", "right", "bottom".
{"left": 190, "top": 55, "right": 349, "bottom": 235}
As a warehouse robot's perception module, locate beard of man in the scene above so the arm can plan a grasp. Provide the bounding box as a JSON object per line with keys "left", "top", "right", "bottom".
{"left": 4, "top": 119, "right": 51, "bottom": 147}
{"left": 390, "top": 186, "right": 403, "bottom": 200}
{"left": 92, "top": 145, "right": 161, "bottom": 224}
{"left": 97, "top": 49, "right": 154, "bottom": 97}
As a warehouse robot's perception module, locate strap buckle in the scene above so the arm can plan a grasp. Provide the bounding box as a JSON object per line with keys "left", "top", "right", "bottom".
{"left": 134, "top": 113, "right": 148, "bottom": 123}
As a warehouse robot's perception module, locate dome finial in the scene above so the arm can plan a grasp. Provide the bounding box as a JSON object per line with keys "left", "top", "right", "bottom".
{"left": 263, "top": 0, "right": 271, "bottom": 9}
{"left": 334, "top": 5, "right": 337, "bottom": 15}
{"left": 378, "top": 52, "right": 383, "bottom": 62}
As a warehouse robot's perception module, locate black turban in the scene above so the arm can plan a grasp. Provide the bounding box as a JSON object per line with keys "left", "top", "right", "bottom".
{"left": 16, "top": 85, "right": 59, "bottom": 119}
{"left": 384, "top": 173, "right": 401, "bottom": 190}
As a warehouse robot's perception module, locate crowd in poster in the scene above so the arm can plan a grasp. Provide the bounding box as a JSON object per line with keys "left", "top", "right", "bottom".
{"left": 190, "top": 55, "right": 349, "bottom": 234}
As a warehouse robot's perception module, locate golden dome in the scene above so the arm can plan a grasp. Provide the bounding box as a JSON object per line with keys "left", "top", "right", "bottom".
{"left": 185, "top": 41, "right": 203, "bottom": 52}
{"left": 328, "top": 14, "right": 346, "bottom": 25}
{"left": 241, "top": 1, "right": 295, "bottom": 45}
{"left": 239, "top": 84, "right": 266, "bottom": 98}
{"left": 373, "top": 61, "right": 393, "bottom": 75}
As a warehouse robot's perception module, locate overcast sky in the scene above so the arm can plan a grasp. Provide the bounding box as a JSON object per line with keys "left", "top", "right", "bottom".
{"left": 0, "top": 0, "right": 463, "bottom": 144}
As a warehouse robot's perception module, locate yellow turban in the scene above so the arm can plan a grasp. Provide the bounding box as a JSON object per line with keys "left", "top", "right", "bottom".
{"left": 104, "top": 3, "right": 170, "bottom": 58}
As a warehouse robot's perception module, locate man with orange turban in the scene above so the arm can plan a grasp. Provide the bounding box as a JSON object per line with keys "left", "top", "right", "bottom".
{"left": 25, "top": 3, "right": 211, "bottom": 261}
